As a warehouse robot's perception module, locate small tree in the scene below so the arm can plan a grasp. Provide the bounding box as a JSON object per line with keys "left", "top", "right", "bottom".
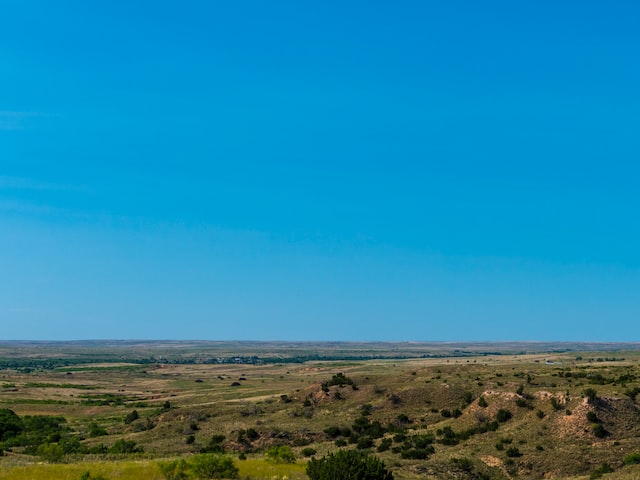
{"left": 0, "top": 408, "right": 24, "bottom": 441}
{"left": 307, "top": 450, "right": 393, "bottom": 480}
{"left": 584, "top": 388, "right": 598, "bottom": 404}
{"left": 37, "top": 443, "right": 65, "bottom": 463}
{"left": 124, "top": 410, "right": 139, "bottom": 424}
{"left": 265, "top": 445, "right": 296, "bottom": 464}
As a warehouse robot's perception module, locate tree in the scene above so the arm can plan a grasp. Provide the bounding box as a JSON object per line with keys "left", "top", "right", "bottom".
{"left": 584, "top": 388, "right": 598, "bottom": 404}
{"left": 0, "top": 408, "right": 24, "bottom": 441}
{"left": 306, "top": 450, "right": 393, "bottom": 480}
{"left": 124, "top": 410, "right": 139, "bottom": 424}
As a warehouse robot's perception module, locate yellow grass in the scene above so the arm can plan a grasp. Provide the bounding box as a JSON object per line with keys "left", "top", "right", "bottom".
{"left": 237, "top": 458, "right": 307, "bottom": 479}
{"left": 0, "top": 458, "right": 308, "bottom": 480}
{"left": 0, "top": 460, "right": 163, "bottom": 480}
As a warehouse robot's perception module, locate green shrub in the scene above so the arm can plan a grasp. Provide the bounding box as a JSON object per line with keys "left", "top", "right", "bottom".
{"left": 158, "top": 459, "right": 189, "bottom": 480}
{"left": 624, "top": 452, "right": 640, "bottom": 465}
{"left": 592, "top": 423, "right": 607, "bottom": 438}
{"left": 88, "top": 422, "right": 108, "bottom": 437}
{"left": 590, "top": 462, "right": 613, "bottom": 479}
{"left": 400, "top": 448, "right": 432, "bottom": 459}
{"left": 478, "top": 396, "right": 488, "bottom": 408}
{"left": 505, "top": 446, "right": 521, "bottom": 458}
{"left": 301, "top": 447, "right": 317, "bottom": 457}
{"left": 190, "top": 454, "right": 239, "bottom": 479}
{"left": 200, "top": 434, "right": 225, "bottom": 453}
{"left": 584, "top": 388, "right": 598, "bottom": 403}
{"left": 377, "top": 438, "right": 392, "bottom": 452}
{"left": 396, "top": 413, "right": 409, "bottom": 424}
{"left": 36, "top": 442, "right": 65, "bottom": 463}
{"left": 109, "top": 439, "right": 143, "bottom": 454}
{"left": 124, "top": 410, "right": 139, "bottom": 424}
{"left": 496, "top": 409, "right": 512, "bottom": 423}
{"left": 321, "top": 373, "right": 357, "bottom": 391}
{"left": 265, "top": 445, "right": 296, "bottom": 464}
{"left": 450, "top": 457, "right": 473, "bottom": 472}
{"left": 307, "top": 450, "right": 393, "bottom": 480}
{"left": 0, "top": 409, "right": 24, "bottom": 441}
{"left": 357, "top": 435, "right": 374, "bottom": 449}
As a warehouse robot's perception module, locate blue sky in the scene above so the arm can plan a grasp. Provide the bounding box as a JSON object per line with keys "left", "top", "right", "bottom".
{"left": 1, "top": 1, "right": 639, "bottom": 341}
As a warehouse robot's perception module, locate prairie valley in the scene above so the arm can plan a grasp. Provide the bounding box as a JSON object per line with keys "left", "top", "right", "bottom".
{"left": 1, "top": 341, "right": 640, "bottom": 479}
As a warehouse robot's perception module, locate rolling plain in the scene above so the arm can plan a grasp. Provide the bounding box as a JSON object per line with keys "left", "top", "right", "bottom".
{"left": 1, "top": 341, "right": 640, "bottom": 479}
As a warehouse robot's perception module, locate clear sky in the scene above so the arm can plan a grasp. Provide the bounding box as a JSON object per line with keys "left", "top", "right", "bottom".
{"left": 1, "top": 1, "right": 639, "bottom": 341}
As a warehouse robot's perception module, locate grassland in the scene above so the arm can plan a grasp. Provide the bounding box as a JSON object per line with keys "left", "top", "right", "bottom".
{"left": 1, "top": 341, "right": 640, "bottom": 479}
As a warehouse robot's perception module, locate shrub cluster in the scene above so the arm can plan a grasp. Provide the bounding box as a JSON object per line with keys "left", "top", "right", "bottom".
{"left": 306, "top": 450, "right": 393, "bottom": 480}
{"left": 158, "top": 454, "right": 238, "bottom": 480}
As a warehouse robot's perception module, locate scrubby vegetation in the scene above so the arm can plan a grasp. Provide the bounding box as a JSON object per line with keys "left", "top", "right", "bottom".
{"left": 306, "top": 450, "right": 393, "bottom": 480}
{"left": 2, "top": 341, "right": 640, "bottom": 479}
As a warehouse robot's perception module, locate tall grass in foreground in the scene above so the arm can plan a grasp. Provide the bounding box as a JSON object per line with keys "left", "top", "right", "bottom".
{"left": 0, "top": 460, "right": 163, "bottom": 480}
{"left": 0, "top": 458, "right": 308, "bottom": 480}
{"left": 238, "top": 458, "right": 307, "bottom": 479}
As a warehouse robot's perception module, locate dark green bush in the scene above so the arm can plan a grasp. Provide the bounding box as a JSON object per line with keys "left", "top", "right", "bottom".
{"left": 586, "top": 411, "right": 598, "bottom": 423}
{"left": 265, "top": 445, "right": 296, "bottom": 464}
{"left": 108, "top": 439, "right": 143, "bottom": 454}
{"left": 592, "top": 423, "right": 607, "bottom": 438}
{"left": 0, "top": 409, "right": 24, "bottom": 441}
{"left": 190, "top": 454, "right": 239, "bottom": 479}
{"left": 590, "top": 462, "right": 613, "bottom": 479}
{"left": 496, "top": 409, "right": 512, "bottom": 423}
{"left": 505, "top": 446, "right": 521, "bottom": 458}
{"left": 124, "top": 410, "right": 139, "bottom": 424}
{"left": 306, "top": 450, "right": 393, "bottom": 480}
{"left": 624, "top": 452, "right": 640, "bottom": 465}
{"left": 301, "top": 447, "right": 317, "bottom": 457}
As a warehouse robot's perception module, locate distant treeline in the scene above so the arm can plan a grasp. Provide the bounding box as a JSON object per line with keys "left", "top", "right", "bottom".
{"left": 0, "top": 351, "right": 515, "bottom": 371}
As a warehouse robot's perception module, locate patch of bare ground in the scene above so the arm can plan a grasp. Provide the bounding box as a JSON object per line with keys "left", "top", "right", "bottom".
{"left": 481, "top": 455, "right": 513, "bottom": 480}
{"left": 554, "top": 396, "right": 640, "bottom": 440}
